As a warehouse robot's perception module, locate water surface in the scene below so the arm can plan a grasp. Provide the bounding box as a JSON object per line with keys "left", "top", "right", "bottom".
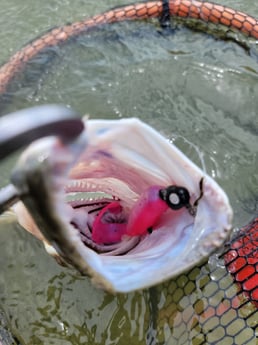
{"left": 0, "top": 0, "right": 258, "bottom": 344}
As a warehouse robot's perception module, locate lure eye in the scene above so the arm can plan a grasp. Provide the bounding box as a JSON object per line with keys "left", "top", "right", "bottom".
{"left": 159, "top": 185, "right": 190, "bottom": 210}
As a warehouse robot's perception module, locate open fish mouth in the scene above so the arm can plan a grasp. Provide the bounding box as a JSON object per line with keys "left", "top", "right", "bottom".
{"left": 12, "top": 117, "right": 232, "bottom": 292}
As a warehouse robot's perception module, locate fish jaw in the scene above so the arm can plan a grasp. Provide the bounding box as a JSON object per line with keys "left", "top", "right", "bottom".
{"left": 12, "top": 117, "right": 232, "bottom": 292}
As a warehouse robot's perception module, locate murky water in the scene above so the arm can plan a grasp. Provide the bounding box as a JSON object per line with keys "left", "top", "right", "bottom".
{"left": 0, "top": 0, "right": 258, "bottom": 344}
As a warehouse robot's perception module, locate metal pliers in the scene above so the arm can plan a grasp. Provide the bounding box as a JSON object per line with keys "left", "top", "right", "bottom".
{"left": 0, "top": 105, "right": 84, "bottom": 214}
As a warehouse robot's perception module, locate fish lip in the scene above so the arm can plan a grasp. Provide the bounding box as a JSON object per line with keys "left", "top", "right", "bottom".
{"left": 12, "top": 117, "right": 233, "bottom": 292}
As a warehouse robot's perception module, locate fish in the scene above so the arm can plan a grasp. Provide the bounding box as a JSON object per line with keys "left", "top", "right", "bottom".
{"left": 0, "top": 0, "right": 257, "bottom": 342}
{"left": 0, "top": 0, "right": 256, "bottom": 293}
{"left": 12, "top": 117, "right": 232, "bottom": 293}
{"left": 10, "top": 117, "right": 258, "bottom": 343}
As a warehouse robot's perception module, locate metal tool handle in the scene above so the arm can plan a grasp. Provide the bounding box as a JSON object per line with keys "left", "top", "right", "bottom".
{"left": 0, "top": 104, "right": 84, "bottom": 213}
{"left": 0, "top": 104, "right": 84, "bottom": 159}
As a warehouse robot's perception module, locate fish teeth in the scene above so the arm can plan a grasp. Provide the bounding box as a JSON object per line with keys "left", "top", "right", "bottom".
{"left": 65, "top": 179, "right": 106, "bottom": 192}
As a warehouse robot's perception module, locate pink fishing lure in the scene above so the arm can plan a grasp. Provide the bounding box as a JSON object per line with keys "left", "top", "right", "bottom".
{"left": 91, "top": 202, "right": 127, "bottom": 244}
{"left": 126, "top": 185, "right": 169, "bottom": 236}
{"left": 92, "top": 186, "right": 168, "bottom": 244}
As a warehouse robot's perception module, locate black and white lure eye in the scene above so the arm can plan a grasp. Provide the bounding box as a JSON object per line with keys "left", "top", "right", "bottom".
{"left": 159, "top": 185, "right": 191, "bottom": 210}
{"left": 159, "top": 178, "right": 204, "bottom": 216}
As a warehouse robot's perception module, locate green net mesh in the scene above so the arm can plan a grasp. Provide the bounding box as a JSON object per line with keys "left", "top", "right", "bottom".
{"left": 152, "top": 219, "right": 258, "bottom": 344}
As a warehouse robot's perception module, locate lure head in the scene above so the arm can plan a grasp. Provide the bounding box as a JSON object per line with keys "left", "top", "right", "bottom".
{"left": 159, "top": 185, "right": 191, "bottom": 210}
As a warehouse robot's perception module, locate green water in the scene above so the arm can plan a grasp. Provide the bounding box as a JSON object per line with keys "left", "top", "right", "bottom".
{"left": 0, "top": 0, "right": 258, "bottom": 344}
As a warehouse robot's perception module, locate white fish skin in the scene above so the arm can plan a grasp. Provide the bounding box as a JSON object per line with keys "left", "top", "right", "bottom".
{"left": 12, "top": 117, "right": 233, "bottom": 293}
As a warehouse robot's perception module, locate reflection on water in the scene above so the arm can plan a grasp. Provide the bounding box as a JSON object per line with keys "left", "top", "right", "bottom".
{"left": 0, "top": 0, "right": 258, "bottom": 344}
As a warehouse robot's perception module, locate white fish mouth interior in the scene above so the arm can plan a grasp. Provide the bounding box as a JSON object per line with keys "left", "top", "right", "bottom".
{"left": 11, "top": 118, "right": 232, "bottom": 292}
{"left": 65, "top": 179, "right": 142, "bottom": 256}
{"left": 51, "top": 117, "right": 232, "bottom": 269}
